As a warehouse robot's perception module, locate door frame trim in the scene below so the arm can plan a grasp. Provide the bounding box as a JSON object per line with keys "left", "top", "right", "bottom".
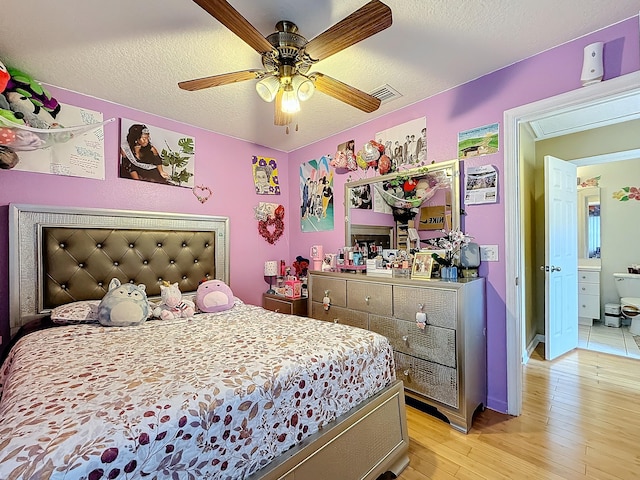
{"left": 503, "top": 71, "right": 640, "bottom": 416}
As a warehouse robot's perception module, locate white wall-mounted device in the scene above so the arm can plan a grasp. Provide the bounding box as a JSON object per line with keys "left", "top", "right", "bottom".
{"left": 580, "top": 42, "right": 604, "bottom": 86}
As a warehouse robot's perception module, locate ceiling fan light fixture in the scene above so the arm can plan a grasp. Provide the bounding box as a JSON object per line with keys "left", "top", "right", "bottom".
{"left": 281, "top": 84, "right": 300, "bottom": 114}
{"left": 256, "top": 76, "right": 280, "bottom": 102}
{"left": 292, "top": 74, "right": 315, "bottom": 102}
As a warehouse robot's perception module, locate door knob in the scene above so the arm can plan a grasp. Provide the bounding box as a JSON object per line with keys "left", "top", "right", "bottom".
{"left": 551, "top": 266, "right": 562, "bottom": 272}
{"left": 540, "top": 265, "right": 549, "bottom": 271}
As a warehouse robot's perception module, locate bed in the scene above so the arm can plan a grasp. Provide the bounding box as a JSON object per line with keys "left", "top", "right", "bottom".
{"left": 1, "top": 204, "right": 409, "bottom": 480}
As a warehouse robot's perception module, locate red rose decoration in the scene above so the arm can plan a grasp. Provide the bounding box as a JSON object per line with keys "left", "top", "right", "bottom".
{"left": 258, "top": 204, "right": 285, "bottom": 244}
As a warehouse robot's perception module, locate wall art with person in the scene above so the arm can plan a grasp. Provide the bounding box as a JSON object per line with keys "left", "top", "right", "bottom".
{"left": 252, "top": 155, "right": 280, "bottom": 195}
{"left": 119, "top": 118, "right": 195, "bottom": 187}
{"left": 299, "top": 155, "right": 334, "bottom": 232}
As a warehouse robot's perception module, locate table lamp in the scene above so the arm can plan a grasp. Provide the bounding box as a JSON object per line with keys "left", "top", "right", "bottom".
{"left": 264, "top": 260, "right": 278, "bottom": 294}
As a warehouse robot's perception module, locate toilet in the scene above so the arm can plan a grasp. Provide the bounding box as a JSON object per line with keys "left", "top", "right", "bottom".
{"left": 613, "top": 273, "right": 640, "bottom": 335}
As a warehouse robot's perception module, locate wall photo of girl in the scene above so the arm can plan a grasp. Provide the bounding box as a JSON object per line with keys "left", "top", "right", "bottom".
{"left": 119, "top": 119, "right": 195, "bottom": 188}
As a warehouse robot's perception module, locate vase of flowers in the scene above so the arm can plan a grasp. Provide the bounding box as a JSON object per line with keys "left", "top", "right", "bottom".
{"left": 427, "top": 229, "right": 472, "bottom": 279}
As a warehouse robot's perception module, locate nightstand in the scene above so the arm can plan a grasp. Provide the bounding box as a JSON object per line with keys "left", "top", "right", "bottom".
{"left": 262, "top": 293, "right": 308, "bottom": 317}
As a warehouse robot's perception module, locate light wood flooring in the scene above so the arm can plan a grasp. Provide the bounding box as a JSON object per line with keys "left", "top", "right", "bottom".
{"left": 399, "top": 344, "right": 640, "bottom": 479}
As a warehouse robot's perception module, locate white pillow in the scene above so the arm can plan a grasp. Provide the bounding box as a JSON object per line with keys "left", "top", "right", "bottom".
{"left": 50, "top": 300, "right": 100, "bottom": 325}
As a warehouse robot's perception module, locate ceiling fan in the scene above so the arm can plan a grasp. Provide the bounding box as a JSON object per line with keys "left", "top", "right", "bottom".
{"left": 178, "top": 0, "right": 393, "bottom": 129}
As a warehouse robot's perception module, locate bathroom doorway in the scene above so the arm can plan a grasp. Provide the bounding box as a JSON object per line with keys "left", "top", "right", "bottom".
{"left": 504, "top": 71, "right": 640, "bottom": 416}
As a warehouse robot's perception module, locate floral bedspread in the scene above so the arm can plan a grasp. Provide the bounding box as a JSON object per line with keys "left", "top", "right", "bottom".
{"left": 0, "top": 303, "right": 395, "bottom": 480}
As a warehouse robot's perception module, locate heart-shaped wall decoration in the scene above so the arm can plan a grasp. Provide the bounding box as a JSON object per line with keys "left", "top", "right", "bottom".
{"left": 192, "top": 185, "right": 212, "bottom": 204}
{"left": 258, "top": 204, "right": 285, "bottom": 244}
{"left": 258, "top": 216, "right": 284, "bottom": 244}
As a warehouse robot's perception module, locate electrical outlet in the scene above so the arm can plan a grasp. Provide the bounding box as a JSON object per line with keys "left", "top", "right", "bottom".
{"left": 480, "top": 245, "right": 499, "bottom": 262}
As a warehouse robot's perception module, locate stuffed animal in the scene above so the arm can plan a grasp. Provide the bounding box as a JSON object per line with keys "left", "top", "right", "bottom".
{"left": 195, "top": 279, "right": 234, "bottom": 313}
{"left": 5, "top": 91, "right": 57, "bottom": 129}
{"left": 153, "top": 281, "right": 195, "bottom": 320}
{"left": 5, "top": 66, "right": 61, "bottom": 119}
{"left": 0, "top": 60, "right": 9, "bottom": 93}
{"left": 0, "top": 59, "right": 22, "bottom": 169}
{"left": 98, "top": 278, "right": 150, "bottom": 327}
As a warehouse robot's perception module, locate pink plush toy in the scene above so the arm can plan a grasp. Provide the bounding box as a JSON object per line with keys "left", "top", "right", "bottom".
{"left": 196, "top": 279, "right": 234, "bottom": 313}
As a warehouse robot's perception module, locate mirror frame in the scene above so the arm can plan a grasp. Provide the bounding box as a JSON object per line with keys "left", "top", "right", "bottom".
{"left": 344, "top": 159, "right": 461, "bottom": 247}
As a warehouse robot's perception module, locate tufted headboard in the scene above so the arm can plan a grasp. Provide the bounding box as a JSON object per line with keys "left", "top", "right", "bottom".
{"left": 9, "top": 204, "right": 229, "bottom": 338}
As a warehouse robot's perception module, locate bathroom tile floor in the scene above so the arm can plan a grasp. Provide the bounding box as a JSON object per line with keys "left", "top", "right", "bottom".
{"left": 579, "top": 321, "right": 640, "bottom": 359}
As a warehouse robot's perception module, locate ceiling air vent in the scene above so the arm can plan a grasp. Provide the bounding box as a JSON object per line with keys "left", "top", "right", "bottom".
{"left": 369, "top": 84, "right": 402, "bottom": 104}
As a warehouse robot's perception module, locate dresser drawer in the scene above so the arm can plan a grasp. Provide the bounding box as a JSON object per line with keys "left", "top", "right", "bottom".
{"left": 310, "top": 276, "right": 347, "bottom": 308}
{"left": 310, "top": 302, "right": 368, "bottom": 330}
{"left": 578, "top": 282, "right": 599, "bottom": 296}
{"left": 347, "top": 281, "right": 393, "bottom": 316}
{"left": 578, "top": 270, "right": 599, "bottom": 283}
{"left": 369, "top": 315, "right": 456, "bottom": 368}
{"left": 262, "top": 294, "right": 308, "bottom": 316}
{"left": 395, "top": 351, "right": 458, "bottom": 408}
{"left": 392, "top": 286, "right": 457, "bottom": 329}
{"left": 578, "top": 294, "right": 600, "bottom": 319}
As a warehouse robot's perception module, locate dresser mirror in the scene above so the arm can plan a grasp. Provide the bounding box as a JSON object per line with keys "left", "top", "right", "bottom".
{"left": 345, "top": 159, "right": 460, "bottom": 249}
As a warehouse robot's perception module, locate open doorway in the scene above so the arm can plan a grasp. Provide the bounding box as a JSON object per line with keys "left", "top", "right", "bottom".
{"left": 504, "top": 71, "right": 640, "bottom": 416}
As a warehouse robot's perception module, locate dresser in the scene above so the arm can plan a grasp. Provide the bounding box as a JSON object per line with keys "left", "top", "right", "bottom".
{"left": 578, "top": 268, "right": 600, "bottom": 326}
{"left": 262, "top": 293, "right": 308, "bottom": 316}
{"left": 308, "top": 271, "right": 486, "bottom": 433}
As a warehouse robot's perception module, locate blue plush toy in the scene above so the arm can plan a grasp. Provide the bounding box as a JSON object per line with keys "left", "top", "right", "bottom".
{"left": 98, "top": 278, "right": 150, "bottom": 327}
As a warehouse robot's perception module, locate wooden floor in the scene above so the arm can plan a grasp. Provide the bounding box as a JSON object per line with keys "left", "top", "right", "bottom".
{"left": 399, "top": 345, "right": 640, "bottom": 479}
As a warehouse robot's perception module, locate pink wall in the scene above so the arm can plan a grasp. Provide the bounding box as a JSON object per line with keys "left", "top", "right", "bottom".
{"left": 287, "top": 17, "right": 640, "bottom": 412}
{"left": 1, "top": 16, "right": 638, "bottom": 412}
{"left": 0, "top": 88, "right": 292, "bottom": 346}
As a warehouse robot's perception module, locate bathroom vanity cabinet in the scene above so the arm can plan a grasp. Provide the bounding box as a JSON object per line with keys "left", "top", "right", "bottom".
{"left": 308, "top": 271, "right": 486, "bottom": 433}
{"left": 578, "top": 267, "right": 601, "bottom": 326}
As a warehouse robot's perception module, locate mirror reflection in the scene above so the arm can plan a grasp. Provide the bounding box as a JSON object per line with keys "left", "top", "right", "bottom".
{"left": 345, "top": 159, "right": 460, "bottom": 251}
{"left": 577, "top": 186, "right": 601, "bottom": 259}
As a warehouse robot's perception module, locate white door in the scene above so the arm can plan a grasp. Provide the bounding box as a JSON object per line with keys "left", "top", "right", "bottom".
{"left": 544, "top": 155, "right": 578, "bottom": 360}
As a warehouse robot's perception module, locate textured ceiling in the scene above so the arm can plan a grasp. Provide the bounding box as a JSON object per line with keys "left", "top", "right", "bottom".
{"left": 1, "top": 1, "right": 638, "bottom": 152}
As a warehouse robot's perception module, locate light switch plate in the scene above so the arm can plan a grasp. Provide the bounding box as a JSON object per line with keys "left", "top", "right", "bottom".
{"left": 480, "top": 245, "right": 499, "bottom": 262}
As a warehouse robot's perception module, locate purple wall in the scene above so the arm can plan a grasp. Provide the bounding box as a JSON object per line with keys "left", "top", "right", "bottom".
{"left": 287, "top": 17, "right": 640, "bottom": 412}
{"left": 1, "top": 17, "right": 638, "bottom": 412}
{"left": 0, "top": 89, "right": 291, "bottom": 348}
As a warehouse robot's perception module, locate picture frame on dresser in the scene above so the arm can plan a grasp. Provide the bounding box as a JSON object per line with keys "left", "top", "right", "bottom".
{"left": 411, "top": 252, "right": 433, "bottom": 279}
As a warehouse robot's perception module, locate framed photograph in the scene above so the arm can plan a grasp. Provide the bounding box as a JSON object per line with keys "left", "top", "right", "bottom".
{"left": 120, "top": 119, "right": 195, "bottom": 188}
{"left": 411, "top": 252, "right": 433, "bottom": 279}
{"left": 423, "top": 249, "right": 447, "bottom": 277}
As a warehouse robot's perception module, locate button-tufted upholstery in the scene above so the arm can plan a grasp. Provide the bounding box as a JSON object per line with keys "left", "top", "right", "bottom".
{"left": 42, "top": 228, "right": 216, "bottom": 308}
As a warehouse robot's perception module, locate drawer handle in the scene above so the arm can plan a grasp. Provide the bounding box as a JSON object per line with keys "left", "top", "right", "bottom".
{"left": 274, "top": 308, "right": 280, "bottom": 313}
{"left": 333, "top": 318, "right": 339, "bottom": 324}
{"left": 365, "top": 295, "right": 371, "bottom": 304}
{"left": 402, "top": 335, "right": 409, "bottom": 346}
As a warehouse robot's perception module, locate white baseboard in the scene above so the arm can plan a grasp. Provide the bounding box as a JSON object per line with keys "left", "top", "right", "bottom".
{"left": 523, "top": 334, "right": 545, "bottom": 363}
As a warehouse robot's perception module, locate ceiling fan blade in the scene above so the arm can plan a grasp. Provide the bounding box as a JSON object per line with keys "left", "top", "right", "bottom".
{"left": 274, "top": 89, "right": 293, "bottom": 126}
{"left": 192, "top": 0, "right": 274, "bottom": 54}
{"left": 303, "top": 0, "right": 392, "bottom": 61}
{"left": 310, "top": 73, "right": 381, "bottom": 113}
{"left": 178, "top": 70, "right": 262, "bottom": 91}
